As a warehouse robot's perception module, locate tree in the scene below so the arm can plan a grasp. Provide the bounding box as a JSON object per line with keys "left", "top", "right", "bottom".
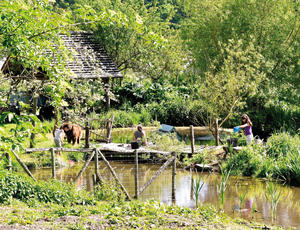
{"left": 196, "top": 39, "right": 266, "bottom": 144}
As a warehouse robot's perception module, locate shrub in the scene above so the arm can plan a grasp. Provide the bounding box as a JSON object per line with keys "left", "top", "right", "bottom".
{"left": 0, "top": 171, "right": 94, "bottom": 205}
{"left": 94, "top": 180, "right": 126, "bottom": 202}
{"left": 266, "top": 132, "right": 299, "bottom": 158}
{"left": 224, "top": 145, "right": 264, "bottom": 176}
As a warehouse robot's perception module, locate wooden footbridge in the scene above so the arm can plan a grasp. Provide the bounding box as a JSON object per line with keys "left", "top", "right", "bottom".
{"left": 7, "top": 125, "right": 239, "bottom": 202}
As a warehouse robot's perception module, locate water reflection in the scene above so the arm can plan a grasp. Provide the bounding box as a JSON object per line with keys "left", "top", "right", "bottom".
{"left": 31, "top": 162, "right": 300, "bottom": 229}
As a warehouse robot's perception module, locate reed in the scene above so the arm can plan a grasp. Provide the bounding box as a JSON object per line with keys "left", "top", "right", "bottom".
{"left": 217, "top": 167, "right": 231, "bottom": 209}
{"left": 193, "top": 177, "right": 205, "bottom": 207}
{"left": 265, "top": 181, "right": 282, "bottom": 222}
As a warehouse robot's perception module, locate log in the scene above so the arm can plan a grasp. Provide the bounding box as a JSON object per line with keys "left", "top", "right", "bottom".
{"left": 139, "top": 155, "right": 175, "bottom": 196}
{"left": 97, "top": 149, "right": 131, "bottom": 200}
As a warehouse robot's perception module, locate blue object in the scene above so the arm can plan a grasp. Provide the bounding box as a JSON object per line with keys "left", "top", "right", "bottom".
{"left": 233, "top": 126, "right": 241, "bottom": 133}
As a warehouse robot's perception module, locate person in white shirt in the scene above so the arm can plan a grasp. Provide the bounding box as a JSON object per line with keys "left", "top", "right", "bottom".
{"left": 54, "top": 128, "right": 64, "bottom": 148}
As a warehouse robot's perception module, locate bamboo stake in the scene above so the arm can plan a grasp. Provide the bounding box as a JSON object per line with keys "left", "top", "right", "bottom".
{"left": 74, "top": 150, "right": 95, "bottom": 184}
{"left": 134, "top": 150, "right": 139, "bottom": 199}
{"left": 97, "top": 149, "right": 131, "bottom": 200}
{"left": 51, "top": 148, "right": 56, "bottom": 179}
{"left": 11, "top": 150, "right": 36, "bottom": 181}
{"left": 139, "top": 156, "right": 175, "bottom": 196}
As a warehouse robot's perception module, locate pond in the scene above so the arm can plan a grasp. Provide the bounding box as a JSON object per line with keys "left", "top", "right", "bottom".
{"left": 31, "top": 161, "right": 300, "bottom": 229}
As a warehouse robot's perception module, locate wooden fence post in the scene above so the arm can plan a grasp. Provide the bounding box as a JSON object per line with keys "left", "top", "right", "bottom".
{"left": 134, "top": 150, "right": 139, "bottom": 199}
{"left": 85, "top": 121, "right": 90, "bottom": 148}
{"left": 190, "top": 125, "right": 195, "bottom": 157}
{"left": 51, "top": 148, "right": 56, "bottom": 179}
{"left": 94, "top": 149, "right": 103, "bottom": 184}
{"left": 172, "top": 152, "right": 177, "bottom": 201}
{"left": 215, "top": 118, "right": 219, "bottom": 146}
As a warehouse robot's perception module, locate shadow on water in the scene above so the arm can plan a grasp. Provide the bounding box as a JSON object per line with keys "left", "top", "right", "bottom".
{"left": 31, "top": 162, "right": 300, "bottom": 229}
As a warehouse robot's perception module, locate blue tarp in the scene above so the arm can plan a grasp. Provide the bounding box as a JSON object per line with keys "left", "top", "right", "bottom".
{"left": 158, "top": 124, "right": 181, "bottom": 141}
{"left": 159, "top": 124, "right": 176, "bottom": 132}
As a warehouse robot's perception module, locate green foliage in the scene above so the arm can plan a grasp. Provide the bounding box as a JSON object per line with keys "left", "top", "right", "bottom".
{"left": 217, "top": 167, "right": 231, "bottom": 209}
{"left": 94, "top": 180, "right": 126, "bottom": 202}
{"left": 224, "top": 132, "right": 300, "bottom": 185}
{"left": 266, "top": 132, "right": 299, "bottom": 158}
{"left": 0, "top": 170, "right": 94, "bottom": 205}
{"left": 193, "top": 177, "right": 205, "bottom": 207}
{"left": 224, "top": 145, "right": 264, "bottom": 177}
{"left": 265, "top": 180, "right": 282, "bottom": 221}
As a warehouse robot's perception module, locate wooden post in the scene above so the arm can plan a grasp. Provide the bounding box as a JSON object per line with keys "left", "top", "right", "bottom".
{"left": 51, "top": 148, "right": 56, "bottom": 179}
{"left": 94, "top": 149, "right": 103, "bottom": 184}
{"left": 97, "top": 149, "right": 131, "bottom": 200}
{"left": 104, "top": 79, "right": 110, "bottom": 111}
{"left": 92, "top": 174, "right": 97, "bottom": 187}
{"left": 85, "top": 121, "right": 90, "bottom": 148}
{"left": 172, "top": 152, "right": 177, "bottom": 201}
{"left": 74, "top": 151, "right": 95, "bottom": 184}
{"left": 11, "top": 150, "right": 36, "bottom": 181}
{"left": 190, "top": 125, "right": 195, "bottom": 157}
{"left": 6, "top": 153, "right": 12, "bottom": 171}
{"left": 215, "top": 118, "right": 219, "bottom": 146}
{"left": 134, "top": 150, "right": 139, "bottom": 199}
{"left": 106, "top": 116, "right": 114, "bottom": 143}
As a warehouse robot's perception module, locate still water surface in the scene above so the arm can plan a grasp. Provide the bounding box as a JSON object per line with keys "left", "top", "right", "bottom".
{"left": 31, "top": 162, "right": 300, "bottom": 229}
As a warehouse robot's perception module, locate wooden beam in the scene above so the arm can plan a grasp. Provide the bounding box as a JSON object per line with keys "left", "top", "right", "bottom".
{"left": 139, "top": 156, "right": 175, "bottom": 196}
{"left": 74, "top": 150, "right": 95, "bottom": 184}
{"left": 25, "top": 147, "right": 95, "bottom": 153}
{"left": 11, "top": 150, "right": 36, "bottom": 181}
{"left": 97, "top": 149, "right": 131, "bottom": 200}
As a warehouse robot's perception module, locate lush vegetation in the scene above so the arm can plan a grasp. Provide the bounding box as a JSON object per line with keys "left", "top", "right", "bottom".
{"left": 223, "top": 132, "right": 300, "bottom": 186}
{"left": 0, "top": 0, "right": 299, "bottom": 228}
{"left": 0, "top": 170, "right": 273, "bottom": 229}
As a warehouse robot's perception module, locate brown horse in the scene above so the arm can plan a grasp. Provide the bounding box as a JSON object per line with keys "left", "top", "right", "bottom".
{"left": 60, "top": 123, "right": 82, "bottom": 145}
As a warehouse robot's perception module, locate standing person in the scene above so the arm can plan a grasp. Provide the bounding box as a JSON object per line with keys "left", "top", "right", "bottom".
{"left": 133, "top": 124, "right": 147, "bottom": 146}
{"left": 236, "top": 114, "right": 253, "bottom": 145}
{"left": 54, "top": 128, "right": 64, "bottom": 149}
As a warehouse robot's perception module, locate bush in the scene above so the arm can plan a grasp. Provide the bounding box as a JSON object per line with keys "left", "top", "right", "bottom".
{"left": 0, "top": 171, "right": 94, "bottom": 205}
{"left": 224, "top": 145, "right": 264, "bottom": 176}
{"left": 266, "top": 132, "right": 299, "bottom": 158}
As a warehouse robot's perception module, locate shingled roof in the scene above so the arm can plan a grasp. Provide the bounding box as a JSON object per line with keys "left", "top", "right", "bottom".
{"left": 0, "top": 31, "right": 123, "bottom": 80}
{"left": 61, "top": 31, "right": 122, "bottom": 79}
